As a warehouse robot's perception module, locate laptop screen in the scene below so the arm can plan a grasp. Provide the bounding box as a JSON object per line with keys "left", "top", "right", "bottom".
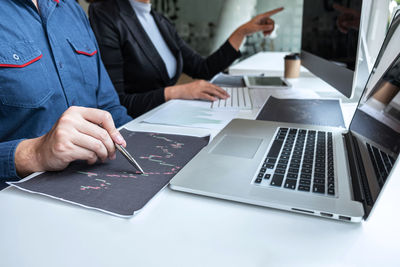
{"left": 349, "top": 11, "right": 400, "bottom": 214}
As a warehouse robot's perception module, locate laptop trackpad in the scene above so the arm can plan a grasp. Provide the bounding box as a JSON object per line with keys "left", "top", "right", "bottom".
{"left": 211, "top": 135, "right": 263, "bottom": 159}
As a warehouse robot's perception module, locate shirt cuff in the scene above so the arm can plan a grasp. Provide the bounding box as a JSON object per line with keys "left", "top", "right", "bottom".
{"left": 0, "top": 139, "right": 24, "bottom": 180}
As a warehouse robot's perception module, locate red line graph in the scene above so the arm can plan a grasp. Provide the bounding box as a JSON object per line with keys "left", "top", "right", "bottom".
{"left": 79, "top": 133, "right": 186, "bottom": 191}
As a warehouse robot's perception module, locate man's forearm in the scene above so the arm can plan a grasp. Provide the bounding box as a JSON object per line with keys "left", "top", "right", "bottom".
{"left": 14, "top": 137, "right": 43, "bottom": 178}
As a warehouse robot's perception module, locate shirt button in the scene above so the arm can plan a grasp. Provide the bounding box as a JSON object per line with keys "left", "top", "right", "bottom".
{"left": 59, "top": 62, "right": 63, "bottom": 69}
{"left": 13, "top": 54, "right": 20, "bottom": 60}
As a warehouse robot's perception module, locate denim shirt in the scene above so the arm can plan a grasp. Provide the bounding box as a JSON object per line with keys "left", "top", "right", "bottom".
{"left": 0, "top": 0, "right": 132, "bottom": 180}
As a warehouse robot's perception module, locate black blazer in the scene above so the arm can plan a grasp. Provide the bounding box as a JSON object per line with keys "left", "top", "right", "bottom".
{"left": 89, "top": 0, "right": 241, "bottom": 118}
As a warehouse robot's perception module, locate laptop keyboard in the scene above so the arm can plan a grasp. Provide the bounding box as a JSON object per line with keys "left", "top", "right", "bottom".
{"left": 254, "top": 127, "right": 335, "bottom": 196}
{"left": 210, "top": 87, "right": 252, "bottom": 110}
{"left": 366, "top": 143, "right": 396, "bottom": 188}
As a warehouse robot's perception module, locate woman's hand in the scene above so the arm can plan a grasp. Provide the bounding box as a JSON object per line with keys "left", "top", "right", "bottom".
{"left": 229, "top": 7, "right": 284, "bottom": 51}
{"left": 165, "top": 80, "right": 229, "bottom": 102}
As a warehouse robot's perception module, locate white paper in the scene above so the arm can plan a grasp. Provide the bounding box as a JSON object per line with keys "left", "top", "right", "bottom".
{"left": 142, "top": 100, "right": 238, "bottom": 130}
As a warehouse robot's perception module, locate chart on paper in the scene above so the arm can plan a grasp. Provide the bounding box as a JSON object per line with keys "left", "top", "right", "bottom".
{"left": 9, "top": 130, "right": 209, "bottom": 217}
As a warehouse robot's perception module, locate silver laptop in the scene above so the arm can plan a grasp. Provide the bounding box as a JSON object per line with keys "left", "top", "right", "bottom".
{"left": 170, "top": 14, "right": 400, "bottom": 222}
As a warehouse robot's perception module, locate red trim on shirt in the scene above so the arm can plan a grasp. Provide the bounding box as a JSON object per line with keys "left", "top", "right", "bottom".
{"left": 0, "top": 54, "right": 43, "bottom": 68}
{"left": 76, "top": 50, "right": 98, "bottom": 56}
{"left": 53, "top": 0, "right": 60, "bottom": 3}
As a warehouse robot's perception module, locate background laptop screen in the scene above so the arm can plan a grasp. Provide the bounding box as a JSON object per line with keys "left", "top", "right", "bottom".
{"left": 349, "top": 12, "right": 400, "bottom": 205}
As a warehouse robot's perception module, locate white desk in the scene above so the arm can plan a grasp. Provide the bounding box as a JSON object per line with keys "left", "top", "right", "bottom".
{"left": 1, "top": 52, "right": 399, "bottom": 267}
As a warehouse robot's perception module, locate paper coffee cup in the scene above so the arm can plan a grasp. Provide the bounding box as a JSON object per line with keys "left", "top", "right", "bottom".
{"left": 284, "top": 53, "right": 301, "bottom": 79}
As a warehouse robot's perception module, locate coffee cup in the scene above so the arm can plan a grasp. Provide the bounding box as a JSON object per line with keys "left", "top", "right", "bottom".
{"left": 284, "top": 53, "right": 301, "bottom": 79}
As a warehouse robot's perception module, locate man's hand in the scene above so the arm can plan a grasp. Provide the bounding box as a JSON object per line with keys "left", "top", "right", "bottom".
{"left": 15, "top": 106, "right": 126, "bottom": 177}
{"left": 229, "top": 7, "right": 284, "bottom": 50}
{"left": 165, "top": 80, "right": 229, "bottom": 102}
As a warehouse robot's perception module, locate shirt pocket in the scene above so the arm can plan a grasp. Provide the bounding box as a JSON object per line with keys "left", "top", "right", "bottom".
{"left": 67, "top": 38, "right": 99, "bottom": 88}
{"left": 0, "top": 41, "right": 53, "bottom": 108}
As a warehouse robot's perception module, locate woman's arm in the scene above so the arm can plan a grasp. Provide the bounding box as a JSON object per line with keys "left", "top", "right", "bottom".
{"left": 173, "top": 7, "right": 283, "bottom": 80}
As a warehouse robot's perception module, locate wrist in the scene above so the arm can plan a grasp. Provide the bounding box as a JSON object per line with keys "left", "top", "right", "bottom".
{"left": 15, "top": 136, "right": 44, "bottom": 177}
{"left": 165, "top": 85, "right": 180, "bottom": 101}
{"left": 229, "top": 26, "right": 247, "bottom": 51}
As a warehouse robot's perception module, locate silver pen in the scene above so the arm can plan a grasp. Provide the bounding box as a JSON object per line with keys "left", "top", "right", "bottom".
{"left": 115, "top": 143, "right": 145, "bottom": 174}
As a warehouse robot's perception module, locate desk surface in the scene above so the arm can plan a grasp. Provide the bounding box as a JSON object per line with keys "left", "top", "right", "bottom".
{"left": 1, "top": 52, "right": 399, "bottom": 267}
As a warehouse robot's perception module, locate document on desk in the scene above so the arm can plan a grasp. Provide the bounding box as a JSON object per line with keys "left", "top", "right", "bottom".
{"left": 8, "top": 129, "right": 209, "bottom": 217}
{"left": 142, "top": 100, "right": 238, "bottom": 130}
{"left": 256, "top": 97, "right": 346, "bottom": 128}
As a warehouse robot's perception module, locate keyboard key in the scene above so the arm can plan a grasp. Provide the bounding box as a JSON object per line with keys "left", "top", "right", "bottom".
{"left": 292, "top": 159, "right": 301, "bottom": 164}
{"left": 270, "top": 174, "right": 284, "bottom": 187}
{"left": 264, "top": 174, "right": 271, "bottom": 179}
{"left": 278, "top": 159, "right": 289, "bottom": 164}
{"left": 299, "top": 179, "right": 311, "bottom": 185}
{"left": 265, "top": 158, "right": 276, "bottom": 164}
{"left": 300, "top": 173, "right": 311, "bottom": 179}
{"left": 313, "top": 184, "right": 325, "bottom": 194}
{"left": 298, "top": 185, "right": 310, "bottom": 192}
{"left": 314, "top": 178, "right": 325, "bottom": 184}
{"left": 258, "top": 173, "right": 264, "bottom": 178}
{"left": 284, "top": 179, "right": 297, "bottom": 190}
{"left": 260, "top": 168, "right": 266, "bottom": 173}
{"left": 255, "top": 178, "right": 262, "bottom": 184}
{"left": 275, "top": 169, "right": 285, "bottom": 174}
{"left": 267, "top": 140, "right": 284, "bottom": 158}
{"left": 328, "top": 188, "right": 335, "bottom": 195}
{"left": 266, "top": 164, "right": 275, "bottom": 169}
{"left": 288, "top": 168, "right": 299, "bottom": 173}
{"left": 287, "top": 173, "right": 298, "bottom": 179}
{"left": 277, "top": 164, "right": 287, "bottom": 169}
{"left": 302, "top": 164, "right": 312, "bottom": 169}
{"left": 303, "top": 159, "right": 313, "bottom": 165}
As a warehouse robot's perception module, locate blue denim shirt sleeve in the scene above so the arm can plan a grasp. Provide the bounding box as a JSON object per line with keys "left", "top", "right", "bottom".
{"left": 0, "top": 139, "right": 24, "bottom": 180}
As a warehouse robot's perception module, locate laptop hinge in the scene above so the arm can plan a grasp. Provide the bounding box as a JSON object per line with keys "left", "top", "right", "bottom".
{"left": 343, "top": 131, "right": 372, "bottom": 216}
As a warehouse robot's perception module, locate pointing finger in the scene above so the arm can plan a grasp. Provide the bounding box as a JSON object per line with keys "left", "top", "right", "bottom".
{"left": 261, "top": 7, "right": 284, "bottom": 18}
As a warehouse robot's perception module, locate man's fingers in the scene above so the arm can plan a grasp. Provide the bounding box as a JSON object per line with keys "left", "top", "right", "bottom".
{"left": 77, "top": 120, "right": 116, "bottom": 159}
{"left": 67, "top": 144, "right": 99, "bottom": 165}
{"left": 261, "top": 7, "right": 284, "bottom": 18}
{"left": 75, "top": 106, "right": 126, "bottom": 147}
{"left": 71, "top": 131, "right": 109, "bottom": 162}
